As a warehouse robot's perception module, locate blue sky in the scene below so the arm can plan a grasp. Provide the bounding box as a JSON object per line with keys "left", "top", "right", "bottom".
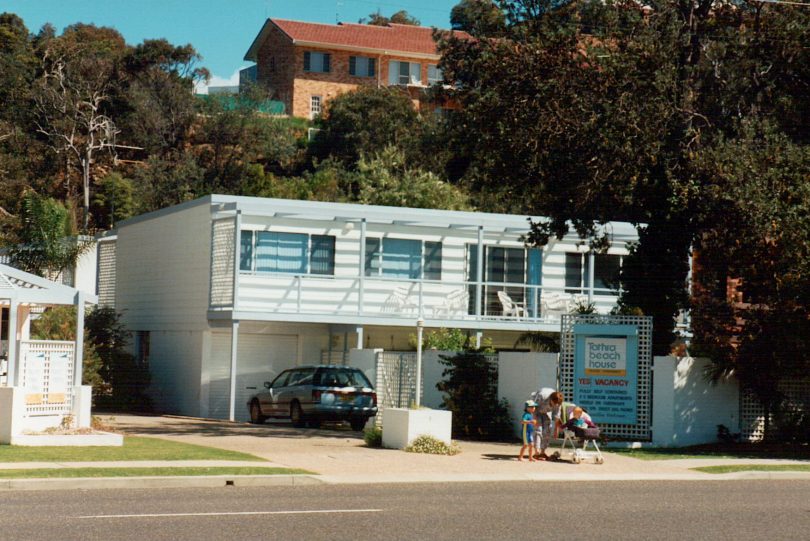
{"left": 5, "top": 0, "right": 462, "bottom": 90}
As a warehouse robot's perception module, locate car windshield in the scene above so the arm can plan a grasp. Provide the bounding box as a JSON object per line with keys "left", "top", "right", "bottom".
{"left": 315, "top": 368, "right": 373, "bottom": 388}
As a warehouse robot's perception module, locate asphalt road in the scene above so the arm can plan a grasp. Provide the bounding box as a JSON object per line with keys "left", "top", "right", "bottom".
{"left": 3, "top": 480, "right": 809, "bottom": 541}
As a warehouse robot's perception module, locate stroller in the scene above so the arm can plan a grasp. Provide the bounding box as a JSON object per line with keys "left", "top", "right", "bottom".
{"left": 551, "top": 407, "right": 605, "bottom": 465}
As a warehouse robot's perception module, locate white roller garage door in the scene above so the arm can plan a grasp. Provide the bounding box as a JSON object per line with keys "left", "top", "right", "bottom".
{"left": 208, "top": 333, "right": 298, "bottom": 422}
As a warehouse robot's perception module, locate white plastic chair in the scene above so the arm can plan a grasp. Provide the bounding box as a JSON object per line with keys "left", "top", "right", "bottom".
{"left": 497, "top": 290, "right": 525, "bottom": 319}
{"left": 432, "top": 289, "right": 469, "bottom": 318}
{"left": 381, "top": 286, "right": 418, "bottom": 314}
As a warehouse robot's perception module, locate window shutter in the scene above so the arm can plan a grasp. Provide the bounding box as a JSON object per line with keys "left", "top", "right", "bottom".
{"left": 303, "top": 51, "right": 311, "bottom": 71}
{"left": 349, "top": 56, "right": 356, "bottom": 76}
{"left": 323, "top": 53, "right": 331, "bottom": 72}
{"left": 368, "top": 58, "right": 376, "bottom": 77}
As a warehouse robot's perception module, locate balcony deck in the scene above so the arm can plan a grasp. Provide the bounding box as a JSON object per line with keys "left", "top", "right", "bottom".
{"left": 208, "top": 273, "right": 620, "bottom": 332}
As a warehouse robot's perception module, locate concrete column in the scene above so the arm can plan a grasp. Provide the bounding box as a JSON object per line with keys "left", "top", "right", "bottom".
{"left": 587, "top": 251, "right": 595, "bottom": 304}
{"left": 356, "top": 326, "right": 364, "bottom": 349}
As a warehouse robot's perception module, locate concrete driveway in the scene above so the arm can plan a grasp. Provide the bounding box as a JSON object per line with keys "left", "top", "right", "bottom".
{"left": 108, "top": 414, "right": 705, "bottom": 484}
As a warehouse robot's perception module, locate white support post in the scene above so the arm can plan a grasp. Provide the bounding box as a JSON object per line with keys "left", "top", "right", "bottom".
{"left": 74, "top": 292, "right": 85, "bottom": 387}
{"left": 587, "top": 251, "right": 595, "bottom": 305}
{"left": 228, "top": 320, "right": 239, "bottom": 422}
{"left": 415, "top": 318, "right": 424, "bottom": 407}
{"left": 6, "top": 296, "right": 18, "bottom": 387}
{"left": 233, "top": 210, "right": 242, "bottom": 312}
{"left": 475, "top": 331, "right": 482, "bottom": 349}
{"left": 475, "top": 226, "right": 484, "bottom": 317}
{"left": 358, "top": 218, "right": 366, "bottom": 314}
{"left": 356, "top": 326, "right": 364, "bottom": 350}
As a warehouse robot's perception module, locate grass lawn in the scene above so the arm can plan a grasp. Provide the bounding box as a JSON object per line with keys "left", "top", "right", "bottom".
{"left": 609, "top": 442, "right": 810, "bottom": 461}
{"left": 0, "top": 436, "right": 265, "bottom": 463}
{"left": 0, "top": 466, "right": 311, "bottom": 479}
{"left": 694, "top": 464, "right": 810, "bottom": 474}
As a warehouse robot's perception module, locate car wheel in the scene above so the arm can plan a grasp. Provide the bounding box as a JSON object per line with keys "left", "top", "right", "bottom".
{"left": 350, "top": 418, "right": 367, "bottom": 432}
{"left": 290, "top": 401, "right": 306, "bottom": 428}
{"left": 249, "top": 400, "right": 266, "bottom": 424}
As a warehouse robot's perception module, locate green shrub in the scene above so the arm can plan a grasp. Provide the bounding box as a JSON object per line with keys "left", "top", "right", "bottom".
{"left": 437, "top": 351, "right": 514, "bottom": 441}
{"left": 404, "top": 435, "right": 460, "bottom": 455}
{"left": 364, "top": 426, "right": 383, "bottom": 447}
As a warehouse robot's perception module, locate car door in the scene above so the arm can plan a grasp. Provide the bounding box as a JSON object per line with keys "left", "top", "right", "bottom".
{"left": 263, "top": 370, "right": 291, "bottom": 416}
{"left": 273, "top": 369, "right": 301, "bottom": 416}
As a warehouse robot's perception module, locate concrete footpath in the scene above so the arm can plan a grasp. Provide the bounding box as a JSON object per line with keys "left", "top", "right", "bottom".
{"left": 1, "top": 414, "right": 808, "bottom": 491}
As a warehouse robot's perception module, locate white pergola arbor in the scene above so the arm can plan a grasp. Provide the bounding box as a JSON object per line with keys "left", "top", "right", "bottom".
{"left": 0, "top": 263, "right": 98, "bottom": 443}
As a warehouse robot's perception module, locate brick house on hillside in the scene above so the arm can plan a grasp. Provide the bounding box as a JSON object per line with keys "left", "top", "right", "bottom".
{"left": 243, "top": 19, "right": 466, "bottom": 119}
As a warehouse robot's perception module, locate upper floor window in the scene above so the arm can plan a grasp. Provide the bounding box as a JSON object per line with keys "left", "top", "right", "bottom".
{"left": 365, "top": 238, "right": 442, "bottom": 280}
{"left": 304, "top": 51, "right": 331, "bottom": 73}
{"left": 427, "top": 64, "right": 443, "bottom": 85}
{"left": 565, "top": 253, "right": 622, "bottom": 294}
{"left": 388, "top": 60, "right": 421, "bottom": 85}
{"left": 349, "top": 56, "right": 376, "bottom": 78}
{"left": 240, "top": 231, "right": 335, "bottom": 275}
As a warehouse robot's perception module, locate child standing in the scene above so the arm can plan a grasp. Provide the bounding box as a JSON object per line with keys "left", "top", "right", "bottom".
{"left": 519, "top": 400, "right": 538, "bottom": 462}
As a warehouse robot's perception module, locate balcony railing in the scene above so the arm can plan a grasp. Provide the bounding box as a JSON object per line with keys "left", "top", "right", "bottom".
{"left": 223, "top": 272, "right": 621, "bottom": 324}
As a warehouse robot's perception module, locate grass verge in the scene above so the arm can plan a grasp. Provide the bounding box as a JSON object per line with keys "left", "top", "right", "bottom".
{"left": 608, "top": 442, "right": 810, "bottom": 461}
{"left": 0, "top": 436, "right": 265, "bottom": 463}
{"left": 693, "top": 464, "right": 810, "bottom": 474}
{"left": 0, "top": 467, "right": 311, "bottom": 479}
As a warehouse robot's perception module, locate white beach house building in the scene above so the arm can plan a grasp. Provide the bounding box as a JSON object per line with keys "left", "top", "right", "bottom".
{"left": 98, "top": 195, "right": 638, "bottom": 422}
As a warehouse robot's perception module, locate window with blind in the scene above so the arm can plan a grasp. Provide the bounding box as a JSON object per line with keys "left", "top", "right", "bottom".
{"left": 565, "top": 253, "right": 622, "bottom": 294}
{"left": 303, "top": 51, "right": 331, "bottom": 73}
{"left": 364, "top": 238, "right": 442, "bottom": 279}
{"left": 388, "top": 60, "right": 421, "bottom": 85}
{"left": 349, "top": 56, "right": 376, "bottom": 77}
{"left": 239, "top": 231, "right": 336, "bottom": 275}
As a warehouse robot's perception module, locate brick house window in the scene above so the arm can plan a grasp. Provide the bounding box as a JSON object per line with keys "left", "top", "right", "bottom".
{"left": 349, "top": 56, "right": 376, "bottom": 77}
{"left": 304, "top": 51, "right": 331, "bottom": 73}
{"left": 428, "top": 64, "right": 443, "bottom": 85}
{"left": 310, "top": 95, "right": 322, "bottom": 119}
{"left": 388, "top": 60, "right": 421, "bottom": 85}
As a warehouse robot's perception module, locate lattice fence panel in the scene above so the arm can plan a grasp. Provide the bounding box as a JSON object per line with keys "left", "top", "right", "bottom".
{"left": 740, "top": 378, "right": 810, "bottom": 442}
{"left": 97, "top": 240, "right": 117, "bottom": 308}
{"left": 19, "top": 340, "right": 75, "bottom": 416}
{"left": 374, "top": 352, "right": 417, "bottom": 428}
{"left": 560, "top": 314, "right": 653, "bottom": 440}
{"left": 210, "top": 217, "right": 236, "bottom": 308}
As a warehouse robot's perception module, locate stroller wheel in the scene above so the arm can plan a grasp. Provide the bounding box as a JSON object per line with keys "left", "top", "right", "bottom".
{"left": 573, "top": 456, "right": 582, "bottom": 464}
{"left": 595, "top": 456, "right": 604, "bottom": 465}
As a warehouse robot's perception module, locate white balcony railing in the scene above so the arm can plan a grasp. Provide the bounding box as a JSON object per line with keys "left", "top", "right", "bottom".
{"left": 223, "top": 272, "right": 620, "bottom": 324}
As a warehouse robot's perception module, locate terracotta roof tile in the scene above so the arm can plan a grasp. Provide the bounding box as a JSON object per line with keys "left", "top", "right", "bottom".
{"left": 270, "top": 19, "right": 465, "bottom": 56}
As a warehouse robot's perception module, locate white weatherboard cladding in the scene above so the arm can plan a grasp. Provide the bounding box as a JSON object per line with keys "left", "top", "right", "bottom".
{"left": 146, "top": 331, "right": 204, "bottom": 416}
{"left": 116, "top": 202, "right": 211, "bottom": 332}
{"left": 206, "top": 332, "right": 298, "bottom": 422}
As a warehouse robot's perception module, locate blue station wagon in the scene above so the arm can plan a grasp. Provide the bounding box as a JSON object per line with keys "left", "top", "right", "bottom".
{"left": 247, "top": 365, "right": 378, "bottom": 431}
